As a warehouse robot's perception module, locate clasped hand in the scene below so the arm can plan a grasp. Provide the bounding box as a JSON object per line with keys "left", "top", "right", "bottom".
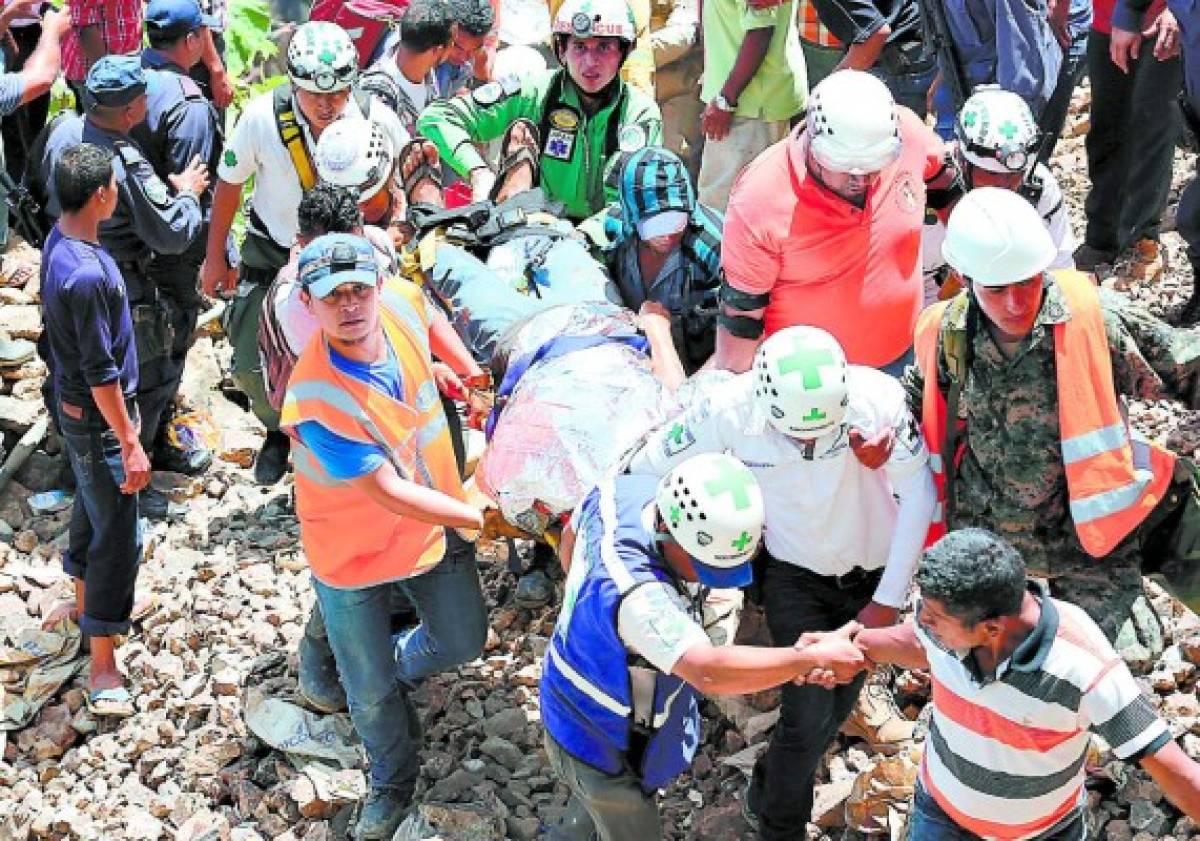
{"left": 791, "top": 621, "right": 869, "bottom": 689}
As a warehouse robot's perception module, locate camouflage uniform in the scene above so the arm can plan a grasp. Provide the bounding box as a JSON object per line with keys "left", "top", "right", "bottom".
{"left": 901, "top": 278, "right": 1200, "bottom": 662}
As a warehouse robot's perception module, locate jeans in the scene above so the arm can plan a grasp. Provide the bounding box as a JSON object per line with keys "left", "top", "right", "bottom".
{"left": 749, "top": 559, "right": 880, "bottom": 841}
{"left": 1083, "top": 30, "right": 1182, "bottom": 253}
{"left": 908, "top": 784, "right": 1087, "bottom": 840}
{"left": 312, "top": 531, "right": 487, "bottom": 793}
{"left": 428, "top": 240, "right": 609, "bottom": 362}
{"left": 57, "top": 403, "right": 143, "bottom": 638}
{"left": 1037, "top": 26, "right": 1090, "bottom": 161}
{"left": 544, "top": 732, "right": 663, "bottom": 841}
{"left": 871, "top": 59, "right": 937, "bottom": 119}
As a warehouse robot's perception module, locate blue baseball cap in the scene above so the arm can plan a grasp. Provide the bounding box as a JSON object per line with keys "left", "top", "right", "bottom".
{"left": 146, "top": 0, "right": 219, "bottom": 38}
{"left": 298, "top": 234, "right": 381, "bottom": 299}
{"left": 83, "top": 55, "right": 148, "bottom": 110}
{"left": 690, "top": 558, "right": 754, "bottom": 589}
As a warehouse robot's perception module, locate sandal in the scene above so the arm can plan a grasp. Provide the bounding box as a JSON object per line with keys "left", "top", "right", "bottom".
{"left": 398, "top": 139, "right": 444, "bottom": 208}
{"left": 85, "top": 686, "right": 136, "bottom": 718}
{"left": 492, "top": 119, "right": 542, "bottom": 202}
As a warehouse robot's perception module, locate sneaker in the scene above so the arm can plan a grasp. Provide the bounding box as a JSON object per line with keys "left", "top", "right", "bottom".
{"left": 1073, "top": 243, "right": 1116, "bottom": 272}
{"left": 254, "top": 431, "right": 291, "bottom": 486}
{"left": 839, "top": 679, "right": 916, "bottom": 756}
{"left": 355, "top": 787, "right": 411, "bottom": 841}
{"left": 515, "top": 568, "right": 554, "bottom": 610}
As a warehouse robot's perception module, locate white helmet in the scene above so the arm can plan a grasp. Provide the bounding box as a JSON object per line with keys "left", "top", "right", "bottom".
{"left": 315, "top": 118, "right": 395, "bottom": 200}
{"left": 552, "top": 0, "right": 637, "bottom": 45}
{"left": 754, "top": 327, "right": 849, "bottom": 438}
{"left": 807, "top": 71, "right": 902, "bottom": 174}
{"left": 942, "top": 187, "right": 1056, "bottom": 287}
{"left": 287, "top": 21, "right": 359, "bottom": 93}
{"left": 655, "top": 453, "right": 764, "bottom": 587}
{"left": 492, "top": 45, "right": 548, "bottom": 83}
{"left": 956, "top": 86, "right": 1041, "bottom": 174}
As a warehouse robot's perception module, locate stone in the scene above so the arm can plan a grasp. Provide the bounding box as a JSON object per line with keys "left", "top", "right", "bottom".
{"left": 1106, "top": 820, "right": 1133, "bottom": 841}
{"left": 0, "top": 396, "right": 41, "bottom": 435}
{"left": 175, "top": 810, "right": 232, "bottom": 841}
{"left": 426, "top": 768, "right": 482, "bottom": 802}
{"left": 0, "top": 305, "right": 40, "bottom": 340}
{"left": 482, "top": 708, "right": 527, "bottom": 741}
{"left": 212, "top": 668, "right": 240, "bottom": 696}
{"left": 812, "top": 778, "right": 854, "bottom": 829}
{"left": 1129, "top": 799, "right": 1170, "bottom": 836}
{"left": 122, "top": 807, "right": 165, "bottom": 840}
{"left": 479, "top": 736, "right": 524, "bottom": 771}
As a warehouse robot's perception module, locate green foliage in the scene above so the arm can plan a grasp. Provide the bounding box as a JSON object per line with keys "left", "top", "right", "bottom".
{"left": 223, "top": 0, "right": 277, "bottom": 80}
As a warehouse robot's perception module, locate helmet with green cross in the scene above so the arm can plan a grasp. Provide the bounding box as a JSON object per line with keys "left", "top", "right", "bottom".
{"left": 552, "top": 0, "right": 638, "bottom": 62}
{"left": 753, "top": 326, "right": 849, "bottom": 438}
{"left": 955, "top": 86, "right": 1041, "bottom": 175}
{"left": 655, "top": 453, "right": 765, "bottom": 587}
{"left": 287, "top": 21, "right": 359, "bottom": 94}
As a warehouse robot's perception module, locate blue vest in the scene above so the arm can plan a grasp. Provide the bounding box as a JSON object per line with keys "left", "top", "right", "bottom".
{"left": 540, "top": 475, "right": 703, "bottom": 793}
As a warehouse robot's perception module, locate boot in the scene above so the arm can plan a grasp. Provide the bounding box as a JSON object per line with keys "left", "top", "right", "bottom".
{"left": 297, "top": 605, "right": 347, "bottom": 714}
{"left": 355, "top": 787, "right": 411, "bottom": 841}
{"left": 839, "top": 676, "right": 916, "bottom": 756}
{"left": 254, "top": 430, "right": 291, "bottom": 486}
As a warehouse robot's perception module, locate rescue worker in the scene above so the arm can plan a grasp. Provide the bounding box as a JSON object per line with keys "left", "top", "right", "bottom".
{"left": 41, "top": 55, "right": 210, "bottom": 519}
{"left": 903, "top": 187, "right": 1200, "bottom": 666}
{"left": 541, "top": 452, "right": 868, "bottom": 841}
{"left": 714, "top": 70, "right": 960, "bottom": 377}
{"left": 418, "top": 0, "right": 663, "bottom": 221}
{"left": 199, "top": 21, "right": 408, "bottom": 485}
{"left": 922, "top": 86, "right": 1076, "bottom": 305}
{"left": 627, "top": 326, "right": 936, "bottom": 839}
{"left": 133, "top": 0, "right": 226, "bottom": 477}
{"left": 280, "top": 233, "right": 487, "bottom": 841}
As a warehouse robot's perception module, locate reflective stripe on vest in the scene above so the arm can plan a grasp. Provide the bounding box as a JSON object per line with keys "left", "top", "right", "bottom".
{"left": 914, "top": 271, "right": 1176, "bottom": 557}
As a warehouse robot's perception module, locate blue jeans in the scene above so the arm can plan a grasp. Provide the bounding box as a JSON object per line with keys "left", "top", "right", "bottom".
{"left": 871, "top": 60, "right": 937, "bottom": 118}
{"left": 909, "top": 784, "right": 1087, "bottom": 840}
{"left": 312, "top": 531, "right": 487, "bottom": 793}
{"left": 428, "top": 238, "right": 609, "bottom": 361}
{"left": 58, "top": 402, "right": 143, "bottom": 638}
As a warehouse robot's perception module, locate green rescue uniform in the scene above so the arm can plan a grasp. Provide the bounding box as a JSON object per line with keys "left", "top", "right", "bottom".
{"left": 417, "top": 68, "right": 663, "bottom": 221}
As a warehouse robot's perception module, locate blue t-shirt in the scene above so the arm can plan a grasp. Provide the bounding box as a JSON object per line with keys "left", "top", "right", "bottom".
{"left": 40, "top": 226, "right": 139, "bottom": 409}
{"left": 294, "top": 340, "right": 404, "bottom": 481}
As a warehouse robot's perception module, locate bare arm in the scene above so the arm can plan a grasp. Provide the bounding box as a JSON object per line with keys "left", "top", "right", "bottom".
{"left": 721, "top": 26, "right": 773, "bottom": 104}
{"left": 713, "top": 319, "right": 765, "bottom": 373}
{"left": 347, "top": 460, "right": 484, "bottom": 530}
{"left": 200, "top": 179, "right": 242, "bottom": 296}
{"left": 854, "top": 622, "right": 930, "bottom": 671}
{"left": 838, "top": 25, "right": 890, "bottom": 70}
{"left": 1141, "top": 742, "right": 1200, "bottom": 821}
{"left": 90, "top": 381, "right": 151, "bottom": 494}
{"left": 16, "top": 9, "right": 69, "bottom": 104}
{"left": 641, "top": 302, "right": 687, "bottom": 391}
{"left": 674, "top": 638, "right": 857, "bottom": 695}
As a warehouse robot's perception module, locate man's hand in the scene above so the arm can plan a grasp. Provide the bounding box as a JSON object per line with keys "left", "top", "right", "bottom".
{"left": 1147, "top": 9, "right": 1181, "bottom": 60}
{"left": 199, "top": 256, "right": 236, "bottom": 297}
{"left": 208, "top": 68, "right": 235, "bottom": 109}
{"left": 1110, "top": 26, "right": 1142, "bottom": 72}
{"left": 432, "top": 361, "right": 466, "bottom": 400}
{"left": 1048, "top": 0, "right": 1071, "bottom": 48}
{"left": 120, "top": 440, "right": 152, "bottom": 494}
{"left": 701, "top": 101, "right": 734, "bottom": 141}
{"left": 856, "top": 600, "right": 900, "bottom": 628}
{"left": 849, "top": 426, "right": 895, "bottom": 469}
{"left": 469, "top": 167, "right": 496, "bottom": 203}
{"left": 168, "top": 155, "right": 210, "bottom": 197}
{"left": 794, "top": 621, "right": 867, "bottom": 686}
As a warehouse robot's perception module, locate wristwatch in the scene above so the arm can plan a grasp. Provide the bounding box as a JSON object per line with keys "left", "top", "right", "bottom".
{"left": 713, "top": 93, "right": 736, "bottom": 112}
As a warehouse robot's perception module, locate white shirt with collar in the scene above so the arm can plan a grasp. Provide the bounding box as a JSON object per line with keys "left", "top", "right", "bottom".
{"left": 627, "top": 367, "right": 936, "bottom": 607}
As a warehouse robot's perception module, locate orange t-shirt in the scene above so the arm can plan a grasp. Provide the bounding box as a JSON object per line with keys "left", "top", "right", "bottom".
{"left": 721, "top": 109, "right": 946, "bottom": 367}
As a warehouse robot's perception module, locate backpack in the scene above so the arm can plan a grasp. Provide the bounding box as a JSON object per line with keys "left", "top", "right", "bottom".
{"left": 308, "top": 0, "right": 410, "bottom": 68}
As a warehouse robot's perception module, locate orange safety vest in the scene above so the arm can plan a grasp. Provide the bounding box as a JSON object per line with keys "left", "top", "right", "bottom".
{"left": 280, "top": 283, "right": 465, "bottom": 588}
{"left": 914, "top": 270, "right": 1176, "bottom": 557}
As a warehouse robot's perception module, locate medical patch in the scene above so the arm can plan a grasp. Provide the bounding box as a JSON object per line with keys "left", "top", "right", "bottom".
{"left": 662, "top": 422, "right": 695, "bottom": 457}
{"left": 545, "top": 128, "right": 576, "bottom": 160}
{"left": 145, "top": 176, "right": 170, "bottom": 206}
{"left": 617, "top": 123, "right": 648, "bottom": 153}
{"left": 472, "top": 81, "right": 505, "bottom": 107}
{"left": 223, "top": 149, "right": 237, "bottom": 169}
{"left": 548, "top": 108, "right": 579, "bottom": 131}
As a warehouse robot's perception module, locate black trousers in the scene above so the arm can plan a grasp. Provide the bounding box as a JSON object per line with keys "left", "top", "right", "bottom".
{"left": 749, "top": 559, "right": 880, "bottom": 841}
{"left": 1083, "top": 30, "right": 1182, "bottom": 253}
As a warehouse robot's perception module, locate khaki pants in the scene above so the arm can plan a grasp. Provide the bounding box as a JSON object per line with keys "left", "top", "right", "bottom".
{"left": 696, "top": 116, "right": 790, "bottom": 211}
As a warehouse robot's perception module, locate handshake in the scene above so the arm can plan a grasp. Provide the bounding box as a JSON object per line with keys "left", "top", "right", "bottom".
{"left": 791, "top": 621, "right": 870, "bottom": 689}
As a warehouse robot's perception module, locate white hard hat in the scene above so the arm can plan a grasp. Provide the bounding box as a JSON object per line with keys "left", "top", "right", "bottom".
{"left": 315, "top": 117, "right": 395, "bottom": 200}
{"left": 492, "top": 45, "right": 548, "bottom": 82}
{"left": 655, "top": 453, "right": 764, "bottom": 587}
{"left": 288, "top": 21, "right": 359, "bottom": 93}
{"left": 942, "top": 187, "right": 1056, "bottom": 287}
{"left": 956, "top": 85, "right": 1041, "bottom": 174}
{"left": 807, "top": 70, "right": 902, "bottom": 174}
{"left": 753, "top": 327, "right": 850, "bottom": 438}
{"left": 552, "top": 0, "right": 637, "bottom": 44}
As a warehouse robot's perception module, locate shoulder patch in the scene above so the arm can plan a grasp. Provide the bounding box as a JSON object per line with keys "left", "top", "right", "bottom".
{"left": 617, "top": 123, "right": 648, "bottom": 153}
{"left": 548, "top": 107, "right": 579, "bottom": 131}
{"left": 144, "top": 175, "right": 170, "bottom": 206}
{"left": 472, "top": 81, "right": 506, "bottom": 107}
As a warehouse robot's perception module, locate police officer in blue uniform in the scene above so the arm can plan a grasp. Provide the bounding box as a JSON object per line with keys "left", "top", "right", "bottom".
{"left": 42, "top": 56, "right": 211, "bottom": 511}
{"left": 132, "top": 0, "right": 226, "bottom": 474}
{"left": 540, "top": 453, "right": 867, "bottom": 841}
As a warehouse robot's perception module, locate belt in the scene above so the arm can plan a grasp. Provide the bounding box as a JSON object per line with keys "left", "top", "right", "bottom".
{"left": 59, "top": 396, "right": 138, "bottom": 430}
{"left": 797, "top": 564, "right": 881, "bottom": 590}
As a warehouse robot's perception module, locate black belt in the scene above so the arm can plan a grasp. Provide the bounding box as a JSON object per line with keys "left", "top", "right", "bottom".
{"left": 798, "top": 564, "right": 881, "bottom": 591}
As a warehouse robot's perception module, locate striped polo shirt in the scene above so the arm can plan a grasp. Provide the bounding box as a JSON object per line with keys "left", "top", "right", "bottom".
{"left": 916, "top": 584, "right": 1171, "bottom": 840}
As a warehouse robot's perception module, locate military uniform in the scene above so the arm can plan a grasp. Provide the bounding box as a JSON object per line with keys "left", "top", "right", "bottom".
{"left": 900, "top": 279, "right": 1200, "bottom": 658}
{"left": 44, "top": 57, "right": 205, "bottom": 451}
{"left": 418, "top": 67, "right": 662, "bottom": 221}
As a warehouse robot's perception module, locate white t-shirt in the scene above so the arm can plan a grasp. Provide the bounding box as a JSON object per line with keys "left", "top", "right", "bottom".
{"left": 218, "top": 89, "right": 409, "bottom": 248}
{"left": 628, "top": 368, "right": 936, "bottom": 607}
{"left": 922, "top": 163, "right": 1076, "bottom": 306}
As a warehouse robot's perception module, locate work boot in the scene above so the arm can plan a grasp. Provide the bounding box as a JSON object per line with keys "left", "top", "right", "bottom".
{"left": 297, "top": 607, "right": 347, "bottom": 714}
{"left": 839, "top": 678, "right": 916, "bottom": 756}
{"left": 355, "top": 787, "right": 411, "bottom": 841}
{"left": 1073, "top": 243, "right": 1116, "bottom": 273}
{"left": 1128, "top": 237, "right": 1165, "bottom": 283}
{"left": 254, "top": 431, "right": 291, "bottom": 486}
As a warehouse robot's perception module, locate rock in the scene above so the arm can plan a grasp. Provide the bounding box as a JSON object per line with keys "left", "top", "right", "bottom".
{"left": 1129, "top": 799, "right": 1170, "bottom": 836}
{"left": 426, "top": 768, "right": 482, "bottom": 802}
{"left": 479, "top": 737, "right": 524, "bottom": 771}
{"left": 504, "top": 815, "right": 541, "bottom": 841}
{"left": 212, "top": 667, "right": 240, "bottom": 696}
{"left": 0, "top": 305, "right": 40, "bottom": 340}
{"left": 122, "top": 807, "right": 165, "bottom": 840}
{"left": 482, "top": 708, "right": 527, "bottom": 741}
{"left": 1107, "top": 819, "right": 1133, "bottom": 841}
{"left": 175, "top": 810, "right": 232, "bottom": 841}
{"left": 812, "top": 778, "right": 854, "bottom": 829}
{"left": 12, "top": 529, "right": 37, "bottom": 553}
{"left": 402, "top": 803, "right": 505, "bottom": 840}
{"left": 0, "top": 396, "right": 41, "bottom": 435}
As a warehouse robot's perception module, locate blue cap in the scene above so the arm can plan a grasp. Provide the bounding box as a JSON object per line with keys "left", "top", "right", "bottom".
{"left": 83, "top": 55, "right": 148, "bottom": 110}
{"left": 298, "top": 234, "right": 380, "bottom": 299}
{"left": 690, "top": 558, "right": 754, "bottom": 589}
{"left": 146, "top": 0, "right": 218, "bottom": 38}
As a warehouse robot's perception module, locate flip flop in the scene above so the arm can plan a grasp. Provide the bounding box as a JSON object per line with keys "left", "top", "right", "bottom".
{"left": 398, "top": 139, "right": 444, "bottom": 208}
{"left": 85, "top": 686, "right": 135, "bottom": 718}
{"left": 492, "top": 119, "right": 542, "bottom": 202}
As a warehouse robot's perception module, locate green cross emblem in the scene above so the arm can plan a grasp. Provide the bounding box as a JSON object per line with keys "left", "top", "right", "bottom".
{"left": 778, "top": 341, "right": 835, "bottom": 389}
{"left": 998, "top": 121, "right": 1019, "bottom": 140}
{"left": 731, "top": 531, "right": 753, "bottom": 552}
{"left": 223, "top": 149, "right": 237, "bottom": 168}
{"left": 668, "top": 423, "right": 686, "bottom": 445}
{"left": 962, "top": 110, "right": 978, "bottom": 128}
{"left": 319, "top": 48, "right": 336, "bottom": 65}
{"left": 704, "top": 462, "right": 755, "bottom": 511}
{"left": 669, "top": 504, "right": 682, "bottom": 527}
{"left": 801, "top": 407, "right": 827, "bottom": 423}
